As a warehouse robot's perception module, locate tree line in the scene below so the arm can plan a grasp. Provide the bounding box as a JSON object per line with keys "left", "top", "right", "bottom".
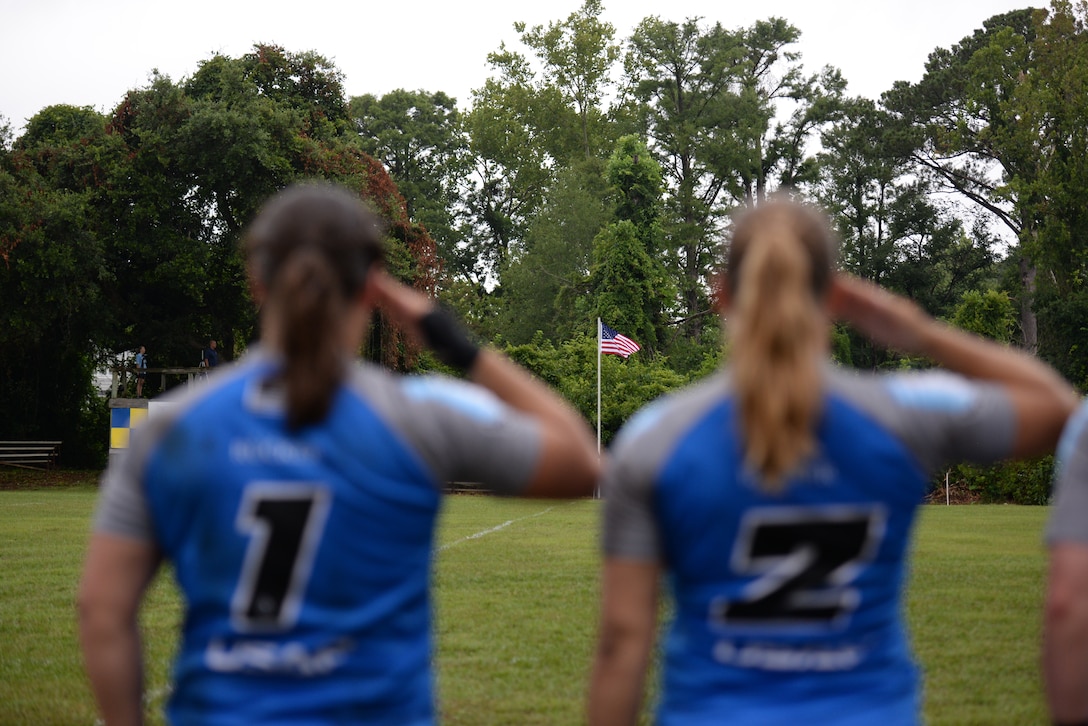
{"left": 2, "top": 1, "right": 1086, "bottom": 479}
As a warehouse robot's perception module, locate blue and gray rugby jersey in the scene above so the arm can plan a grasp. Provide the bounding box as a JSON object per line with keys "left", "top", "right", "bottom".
{"left": 603, "top": 365, "right": 1016, "bottom": 726}
{"left": 1048, "top": 399, "right": 1088, "bottom": 545}
{"left": 94, "top": 349, "right": 543, "bottom": 725}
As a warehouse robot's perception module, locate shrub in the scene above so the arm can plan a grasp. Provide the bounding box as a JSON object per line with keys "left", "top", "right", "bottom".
{"left": 938, "top": 456, "right": 1055, "bottom": 505}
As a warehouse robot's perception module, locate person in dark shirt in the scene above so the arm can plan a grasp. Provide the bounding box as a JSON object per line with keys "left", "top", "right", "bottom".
{"left": 202, "top": 339, "right": 219, "bottom": 369}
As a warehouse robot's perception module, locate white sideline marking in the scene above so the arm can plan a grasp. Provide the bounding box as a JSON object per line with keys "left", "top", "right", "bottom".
{"left": 438, "top": 506, "right": 556, "bottom": 551}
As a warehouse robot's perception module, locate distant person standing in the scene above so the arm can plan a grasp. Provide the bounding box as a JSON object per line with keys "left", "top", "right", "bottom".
{"left": 202, "top": 339, "right": 219, "bottom": 370}
{"left": 134, "top": 346, "right": 148, "bottom": 398}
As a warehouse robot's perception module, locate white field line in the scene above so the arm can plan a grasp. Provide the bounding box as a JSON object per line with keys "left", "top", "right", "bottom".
{"left": 437, "top": 505, "right": 557, "bottom": 552}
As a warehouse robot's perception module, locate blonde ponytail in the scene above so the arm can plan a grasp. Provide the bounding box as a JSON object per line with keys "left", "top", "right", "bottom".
{"left": 727, "top": 201, "right": 835, "bottom": 493}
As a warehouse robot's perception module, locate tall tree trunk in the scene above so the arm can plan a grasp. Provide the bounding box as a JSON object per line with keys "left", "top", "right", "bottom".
{"left": 1019, "top": 255, "right": 1038, "bottom": 353}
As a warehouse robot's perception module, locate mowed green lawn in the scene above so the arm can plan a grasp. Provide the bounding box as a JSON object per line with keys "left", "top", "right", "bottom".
{"left": 0, "top": 476, "right": 1051, "bottom": 725}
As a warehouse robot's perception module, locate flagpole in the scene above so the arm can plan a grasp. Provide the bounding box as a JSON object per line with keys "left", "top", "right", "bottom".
{"left": 596, "top": 317, "right": 602, "bottom": 500}
{"left": 596, "top": 317, "right": 602, "bottom": 455}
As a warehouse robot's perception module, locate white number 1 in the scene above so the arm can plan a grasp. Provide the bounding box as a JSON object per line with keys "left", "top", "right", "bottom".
{"left": 231, "top": 483, "right": 331, "bottom": 633}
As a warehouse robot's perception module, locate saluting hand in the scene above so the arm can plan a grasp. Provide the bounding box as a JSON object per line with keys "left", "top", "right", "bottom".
{"left": 366, "top": 269, "right": 434, "bottom": 341}
{"left": 829, "top": 274, "right": 929, "bottom": 355}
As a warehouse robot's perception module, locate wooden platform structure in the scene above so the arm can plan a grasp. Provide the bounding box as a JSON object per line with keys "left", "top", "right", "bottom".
{"left": 110, "top": 366, "right": 206, "bottom": 399}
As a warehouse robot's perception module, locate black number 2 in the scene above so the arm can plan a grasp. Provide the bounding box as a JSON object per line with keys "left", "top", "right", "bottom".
{"left": 711, "top": 506, "right": 886, "bottom": 630}
{"left": 231, "top": 484, "right": 331, "bottom": 632}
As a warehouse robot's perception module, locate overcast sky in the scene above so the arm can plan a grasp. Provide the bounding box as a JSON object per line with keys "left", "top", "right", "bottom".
{"left": 2, "top": 0, "right": 1035, "bottom": 134}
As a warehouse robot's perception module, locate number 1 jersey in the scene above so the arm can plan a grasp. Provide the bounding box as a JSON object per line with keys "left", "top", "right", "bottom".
{"left": 94, "top": 349, "right": 544, "bottom": 725}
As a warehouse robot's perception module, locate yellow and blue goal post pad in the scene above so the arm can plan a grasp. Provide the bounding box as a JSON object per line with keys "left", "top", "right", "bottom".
{"left": 109, "top": 402, "right": 149, "bottom": 449}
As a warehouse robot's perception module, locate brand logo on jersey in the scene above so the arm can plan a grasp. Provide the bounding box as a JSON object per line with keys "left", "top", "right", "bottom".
{"left": 205, "top": 637, "right": 353, "bottom": 676}
{"left": 713, "top": 640, "right": 864, "bottom": 671}
{"left": 229, "top": 439, "right": 319, "bottom": 465}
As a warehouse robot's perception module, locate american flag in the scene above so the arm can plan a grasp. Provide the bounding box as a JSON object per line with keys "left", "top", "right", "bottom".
{"left": 600, "top": 322, "right": 641, "bottom": 358}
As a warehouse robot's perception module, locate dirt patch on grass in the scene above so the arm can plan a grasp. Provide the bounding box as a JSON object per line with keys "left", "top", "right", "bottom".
{"left": 0, "top": 469, "right": 101, "bottom": 490}
{"left": 924, "top": 480, "right": 983, "bottom": 505}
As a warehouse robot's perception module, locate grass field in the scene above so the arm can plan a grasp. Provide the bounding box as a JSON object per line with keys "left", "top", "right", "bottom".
{"left": 0, "top": 472, "right": 1051, "bottom": 725}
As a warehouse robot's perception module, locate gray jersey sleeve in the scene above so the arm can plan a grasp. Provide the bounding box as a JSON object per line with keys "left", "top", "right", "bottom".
{"left": 94, "top": 443, "right": 155, "bottom": 541}
{"left": 602, "top": 379, "right": 725, "bottom": 561}
{"left": 1047, "top": 402, "right": 1088, "bottom": 545}
{"left": 350, "top": 367, "right": 543, "bottom": 496}
{"left": 826, "top": 368, "right": 1017, "bottom": 476}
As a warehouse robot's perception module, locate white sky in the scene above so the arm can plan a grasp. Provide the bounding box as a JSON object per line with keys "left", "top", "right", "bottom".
{"left": 2, "top": 0, "right": 1036, "bottom": 135}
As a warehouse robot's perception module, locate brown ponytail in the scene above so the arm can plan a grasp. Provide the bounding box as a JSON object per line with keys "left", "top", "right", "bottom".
{"left": 244, "top": 183, "right": 385, "bottom": 430}
{"left": 726, "top": 200, "right": 835, "bottom": 492}
{"left": 275, "top": 248, "right": 344, "bottom": 428}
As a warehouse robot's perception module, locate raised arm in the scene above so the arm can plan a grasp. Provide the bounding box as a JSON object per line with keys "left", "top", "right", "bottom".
{"left": 830, "top": 274, "right": 1077, "bottom": 457}
{"left": 366, "top": 269, "right": 600, "bottom": 497}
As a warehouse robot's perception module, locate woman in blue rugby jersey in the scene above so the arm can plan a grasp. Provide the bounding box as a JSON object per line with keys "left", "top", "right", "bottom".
{"left": 588, "top": 199, "right": 1075, "bottom": 726}
{"left": 78, "top": 182, "right": 600, "bottom": 726}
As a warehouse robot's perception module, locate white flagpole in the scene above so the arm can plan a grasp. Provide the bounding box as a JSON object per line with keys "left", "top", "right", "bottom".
{"left": 596, "top": 317, "right": 602, "bottom": 500}
{"left": 597, "top": 317, "right": 602, "bottom": 455}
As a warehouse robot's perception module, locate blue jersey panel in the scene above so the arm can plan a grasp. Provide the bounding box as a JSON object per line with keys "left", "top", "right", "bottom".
{"left": 143, "top": 369, "right": 442, "bottom": 725}
{"left": 652, "top": 395, "right": 927, "bottom": 725}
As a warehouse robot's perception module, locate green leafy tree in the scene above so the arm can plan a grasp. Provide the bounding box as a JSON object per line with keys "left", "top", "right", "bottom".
{"left": 349, "top": 89, "right": 470, "bottom": 276}
{"left": 883, "top": 194, "right": 998, "bottom": 318}
{"left": 461, "top": 1, "right": 623, "bottom": 283}
{"left": 237, "top": 44, "right": 352, "bottom": 137}
{"left": 1, "top": 115, "right": 111, "bottom": 464}
{"left": 97, "top": 77, "right": 217, "bottom": 367}
{"left": 818, "top": 96, "right": 1001, "bottom": 369}
{"left": 951, "top": 289, "right": 1017, "bottom": 342}
{"left": 624, "top": 16, "right": 843, "bottom": 337}
{"left": 816, "top": 98, "right": 904, "bottom": 283}
{"left": 498, "top": 164, "right": 609, "bottom": 344}
{"left": 623, "top": 16, "right": 741, "bottom": 335}
{"left": 589, "top": 220, "right": 669, "bottom": 353}
{"left": 604, "top": 134, "right": 674, "bottom": 354}
{"left": 518, "top": 0, "right": 621, "bottom": 161}
{"left": 1014, "top": 1, "right": 1088, "bottom": 385}
{"left": 1, "top": 45, "right": 446, "bottom": 463}
{"left": 883, "top": 8, "right": 1041, "bottom": 347}
{"left": 886, "top": 2, "right": 1088, "bottom": 385}
{"left": 462, "top": 74, "right": 555, "bottom": 278}
{"left": 720, "top": 18, "right": 845, "bottom": 204}
{"left": 607, "top": 135, "right": 662, "bottom": 252}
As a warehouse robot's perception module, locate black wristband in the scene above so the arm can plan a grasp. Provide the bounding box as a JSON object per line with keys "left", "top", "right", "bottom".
{"left": 419, "top": 308, "right": 480, "bottom": 373}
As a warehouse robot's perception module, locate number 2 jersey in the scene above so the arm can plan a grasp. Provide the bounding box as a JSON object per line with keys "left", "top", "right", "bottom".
{"left": 93, "top": 349, "right": 545, "bottom": 725}
{"left": 603, "top": 365, "right": 1017, "bottom": 726}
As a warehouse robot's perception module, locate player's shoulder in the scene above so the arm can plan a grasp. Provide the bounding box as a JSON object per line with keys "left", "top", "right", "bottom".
{"left": 881, "top": 369, "right": 985, "bottom": 413}
{"left": 347, "top": 364, "right": 507, "bottom": 425}
{"left": 1056, "top": 399, "right": 1088, "bottom": 473}
{"left": 825, "top": 365, "right": 989, "bottom": 416}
